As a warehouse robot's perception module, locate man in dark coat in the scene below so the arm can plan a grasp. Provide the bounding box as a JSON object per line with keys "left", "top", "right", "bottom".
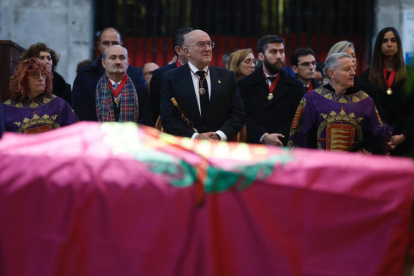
{"left": 149, "top": 27, "right": 194, "bottom": 126}
{"left": 72, "top": 27, "right": 152, "bottom": 126}
{"left": 238, "top": 35, "right": 304, "bottom": 146}
{"left": 290, "top": 48, "right": 321, "bottom": 93}
{"left": 160, "top": 30, "right": 244, "bottom": 141}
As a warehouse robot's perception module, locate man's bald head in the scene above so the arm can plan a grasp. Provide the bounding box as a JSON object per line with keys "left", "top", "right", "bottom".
{"left": 183, "top": 30, "right": 214, "bottom": 69}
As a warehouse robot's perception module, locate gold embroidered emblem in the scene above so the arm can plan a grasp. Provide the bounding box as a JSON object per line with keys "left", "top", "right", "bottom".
{"left": 14, "top": 111, "right": 60, "bottom": 134}
{"left": 314, "top": 87, "right": 370, "bottom": 103}
{"left": 375, "top": 106, "right": 382, "bottom": 124}
{"left": 291, "top": 98, "right": 306, "bottom": 129}
{"left": 317, "top": 107, "right": 363, "bottom": 151}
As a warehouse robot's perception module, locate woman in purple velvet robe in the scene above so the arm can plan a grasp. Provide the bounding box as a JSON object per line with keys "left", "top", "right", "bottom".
{"left": 2, "top": 59, "right": 78, "bottom": 134}
{"left": 288, "top": 53, "right": 391, "bottom": 154}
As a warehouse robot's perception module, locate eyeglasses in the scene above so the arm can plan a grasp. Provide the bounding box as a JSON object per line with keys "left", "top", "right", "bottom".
{"left": 188, "top": 41, "right": 215, "bottom": 49}
{"left": 298, "top": 61, "right": 316, "bottom": 67}
{"left": 143, "top": 71, "right": 154, "bottom": 76}
{"left": 31, "top": 71, "right": 48, "bottom": 79}
{"left": 242, "top": 58, "right": 256, "bottom": 65}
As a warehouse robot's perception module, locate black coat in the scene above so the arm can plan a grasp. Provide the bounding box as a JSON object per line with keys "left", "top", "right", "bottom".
{"left": 52, "top": 71, "right": 72, "bottom": 106}
{"left": 361, "top": 66, "right": 414, "bottom": 156}
{"left": 238, "top": 67, "right": 305, "bottom": 145}
{"left": 299, "top": 77, "right": 320, "bottom": 93}
{"left": 160, "top": 65, "right": 245, "bottom": 140}
{"left": 149, "top": 62, "right": 177, "bottom": 126}
{"left": 345, "top": 75, "right": 383, "bottom": 118}
{"left": 72, "top": 56, "right": 152, "bottom": 126}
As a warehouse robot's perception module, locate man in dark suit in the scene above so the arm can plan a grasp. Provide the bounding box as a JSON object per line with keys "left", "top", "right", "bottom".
{"left": 290, "top": 48, "right": 321, "bottom": 93}
{"left": 160, "top": 30, "right": 244, "bottom": 141}
{"left": 150, "top": 27, "right": 194, "bottom": 126}
{"left": 72, "top": 27, "right": 152, "bottom": 126}
{"left": 238, "top": 35, "right": 304, "bottom": 146}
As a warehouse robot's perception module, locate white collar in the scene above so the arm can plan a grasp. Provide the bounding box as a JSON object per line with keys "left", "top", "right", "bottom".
{"left": 107, "top": 77, "right": 122, "bottom": 85}
{"left": 263, "top": 70, "right": 278, "bottom": 78}
{"left": 188, "top": 61, "right": 209, "bottom": 73}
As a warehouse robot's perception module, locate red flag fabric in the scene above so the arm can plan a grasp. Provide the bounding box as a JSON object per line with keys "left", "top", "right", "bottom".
{"left": 0, "top": 122, "right": 413, "bottom": 276}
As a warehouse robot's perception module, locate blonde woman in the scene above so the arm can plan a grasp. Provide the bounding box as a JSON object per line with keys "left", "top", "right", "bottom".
{"left": 228, "top": 49, "right": 256, "bottom": 80}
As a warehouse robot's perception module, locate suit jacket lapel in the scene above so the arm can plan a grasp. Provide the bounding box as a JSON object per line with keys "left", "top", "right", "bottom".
{"left": 251, "top": 69, "right": 270, "bottom": 99}
{"left": 272, "top": 71, "right": 289, "bottom": 102}
{"left": 208, "top": 66, "right": 221, "bottom": 119}
{"left": 179, "top": 65, "right": 202, "bottom": 121}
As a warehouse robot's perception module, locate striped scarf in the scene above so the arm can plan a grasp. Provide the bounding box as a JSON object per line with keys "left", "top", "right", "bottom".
{"left": 95, "top": 74, "right": 139, "bottom": 122}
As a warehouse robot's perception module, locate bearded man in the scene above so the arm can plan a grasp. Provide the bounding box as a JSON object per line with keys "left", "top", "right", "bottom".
{"left": 238, "top": 35, "right": 304, "bottom": 145}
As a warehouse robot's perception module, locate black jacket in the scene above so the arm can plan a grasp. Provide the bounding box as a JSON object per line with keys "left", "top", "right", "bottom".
{"left": 160, "top": 65, "right": 245, "bottom": 140}
{"left": 52, "top": 71, "right": 72, "bottom": 106}
{"left": 149, "top": 62, "right": 177, "bottom": 126}
{"left": 238, "top": 66, "right": 305, "bottom": 144}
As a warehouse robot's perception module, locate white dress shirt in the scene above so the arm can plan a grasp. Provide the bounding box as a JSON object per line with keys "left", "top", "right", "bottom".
{"left": 187, "top": 61, "right": 227, "bottom": 141}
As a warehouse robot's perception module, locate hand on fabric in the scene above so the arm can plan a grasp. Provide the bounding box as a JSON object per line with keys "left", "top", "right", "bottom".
{"left": 197, "top": 132, "right": 217, "bottom": 140}
{"left": 263, "top": 133, "right": 284, "bottom": 146}
{"left": 388, "top": 134, "right": 406, "bottom": 150}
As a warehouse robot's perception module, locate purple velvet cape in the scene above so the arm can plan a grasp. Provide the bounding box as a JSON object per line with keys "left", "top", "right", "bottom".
{"left": 288, "top": 84, "right": 389, "bottom": 153}
{"left": 2, "top": 94, "right": 78, "bottom": 134}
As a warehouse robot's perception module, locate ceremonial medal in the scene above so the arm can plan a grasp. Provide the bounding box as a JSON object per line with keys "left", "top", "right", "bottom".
{"left": 114, "top": 98, "right": 119, "bottom": 104}
{"left": 386, "top": 88, "right": 393, "bottom": 95}
{"left": 383, "top": 65, "right": 395, "bottom": 97}
{"left": 188, "top": 65, "right": 210, "bottom": 96}
{"left": 263, "top": 71, "right": 280, "bottom": 101}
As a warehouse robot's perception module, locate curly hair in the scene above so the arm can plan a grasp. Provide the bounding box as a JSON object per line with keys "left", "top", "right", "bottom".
{"left": 9, "top": 58, "right": 53, "bottom": 101}
{"left": 21, "top": 43, "right": 60, "bottom": 71}
{"left": 228, "top": 48, "right": 254, "bottom": 80}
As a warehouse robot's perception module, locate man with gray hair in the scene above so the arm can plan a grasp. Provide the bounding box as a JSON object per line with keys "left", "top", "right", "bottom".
{"left": 94, "top": 45, "right": 138, "bottom": 122}
{"left": 288, "top": 52, "right": 390, "bottom": 154}
{"left": 72, "top": 27, "right": 152, "bottom": 125}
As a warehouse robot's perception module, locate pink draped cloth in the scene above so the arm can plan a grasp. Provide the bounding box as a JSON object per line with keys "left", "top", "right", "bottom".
{"left": 0, "top": 122, "right": 413, "bottom": 276}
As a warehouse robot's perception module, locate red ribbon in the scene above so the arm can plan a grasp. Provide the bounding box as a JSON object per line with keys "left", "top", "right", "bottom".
{"left": 107, "top": 75, "right": 128, "bottom": 98}
{"left": 176, "top": 59, "right": 183, "bottom": 68}
{"left": 307, "top": 81, "right": 313, "bottom": 92}
{"left": 382, "top": 65, "right": 396, "bottom": 89}
{"left": 262, "top": 70, "right": 281, "bottom": 97}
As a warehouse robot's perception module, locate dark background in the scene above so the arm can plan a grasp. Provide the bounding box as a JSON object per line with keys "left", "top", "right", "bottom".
{"left": 94, "top": 0, "right": 375, "bottom": 75}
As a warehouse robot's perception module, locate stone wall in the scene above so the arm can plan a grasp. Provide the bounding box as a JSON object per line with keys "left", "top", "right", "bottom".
{"left": 0, "top": 0, "right": 94, "bottom": 87}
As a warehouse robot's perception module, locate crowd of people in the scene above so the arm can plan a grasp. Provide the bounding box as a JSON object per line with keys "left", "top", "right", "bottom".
{"left": 1, "top": 26, "right": 413, "bottom": 157}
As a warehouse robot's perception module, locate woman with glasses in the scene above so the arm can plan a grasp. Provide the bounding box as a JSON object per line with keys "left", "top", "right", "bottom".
{"left": 21, "top": 43, "right": 72, "bottom": 105}
{"left": 2, "top": 59, "right": 78, "bottom": 134}
{"left": 228, "top": 48, "right": 256, "bottom": 80}
{"left": 361, "top": 27, "right": 414, "bottom": 157}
